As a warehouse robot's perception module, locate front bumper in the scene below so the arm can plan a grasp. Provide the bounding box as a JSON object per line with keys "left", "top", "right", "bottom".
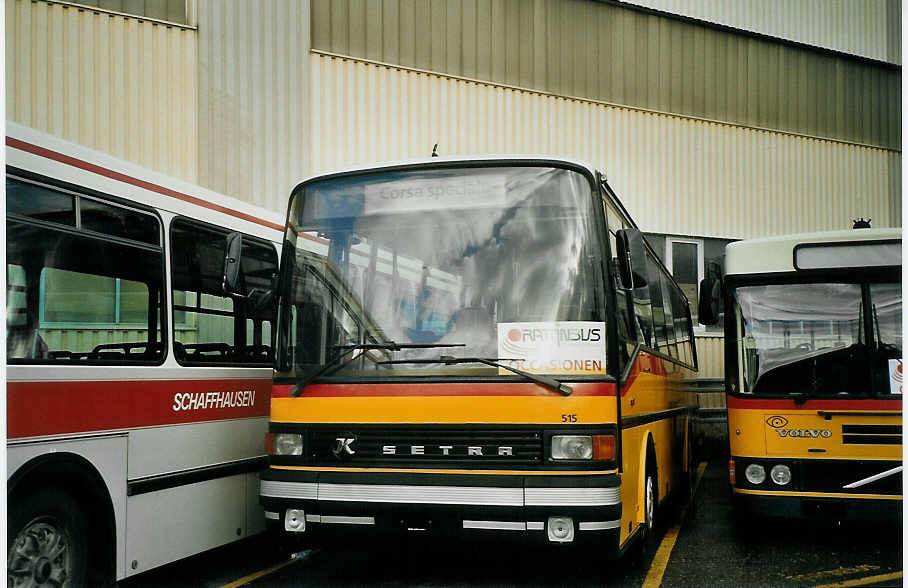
{"left": 732, "top": 490, "right": 902, "bottom": 522}
{"left": 260, "top": 469, "right": 622, "bottom": 546}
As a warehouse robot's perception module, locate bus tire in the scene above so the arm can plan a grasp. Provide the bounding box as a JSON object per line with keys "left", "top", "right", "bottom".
{"left": 642, "top": 463, "right": 658, "bottom": 555}
{"left": 8, "top": 488, "right": 90, "bottom": 588}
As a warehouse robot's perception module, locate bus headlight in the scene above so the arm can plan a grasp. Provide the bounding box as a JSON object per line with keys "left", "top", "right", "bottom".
{"left": 744, "top": 463, "right": 766, "bottom": 485}
{"left": 770, "top": 464, "right": 792, "bottom": 486}
{"left": 271, "top": 433, "right": 303, "bottom": 456}
{"left": 551, "top": 435, "right": 593, "bottom": 460}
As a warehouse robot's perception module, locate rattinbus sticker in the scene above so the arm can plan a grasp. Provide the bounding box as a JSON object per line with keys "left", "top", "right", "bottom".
{"left": 890, "top": 359, "right": 902, "bottom": 395}
{"left": 497, "top": 321, "right": 607, "bottom": 374}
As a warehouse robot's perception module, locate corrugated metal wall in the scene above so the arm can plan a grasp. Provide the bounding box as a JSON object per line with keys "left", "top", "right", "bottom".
{"left": 622, "top": 0, "right": 902, "bottom": 65}
{"left": 311, "top": 54, "right": 900, "bottom": 240}
{"left": 65, "top": 0, "right": 188, "bottom": 24}
{"left": 5, "top": 0, "right": 199, "bottom": 184}
{"left": 196, "top": 0, "right": 311, "bottom": 215}
{"left": 39, "top": 328, "right": 174, "bottom": 353}
{"left": 694, "top": 335, "right": 724, "bottom": 379}
{"left": 311, "top": 0, "right": 901, "bottom": 150}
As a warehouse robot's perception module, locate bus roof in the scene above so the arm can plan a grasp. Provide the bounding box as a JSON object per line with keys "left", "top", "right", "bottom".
{"left": 6, "top": 122, "right": 285, "bottom": 239}
{"left": 293, "top": 155, "right": 601, "bottom": 191}
{"left": 725, "top": 227, "right": 902, "bottom": 276}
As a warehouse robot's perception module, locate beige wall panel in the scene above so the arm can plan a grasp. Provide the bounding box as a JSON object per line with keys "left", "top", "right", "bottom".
{"left": 39, "top": 328, "right": 156, "bottom": 354}
{"left": 311, "top": 0, "right": 901, "bottom": 150}
{"left": 310, "top": 54, "right": 900, "bottom": 240}
{"left": 5, "top": 0, "right": 198, "bottom": 184}
{"left": 694, "top": 336, "right": 724, "bottom": 380}
{"left": 197, "top": 0, "right": 310, "bottom": 214}
{"left": 624, "top": 0, "right": 901, "bottom": 65}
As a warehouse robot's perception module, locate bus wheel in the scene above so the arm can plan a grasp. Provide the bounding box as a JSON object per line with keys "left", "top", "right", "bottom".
{"left": 8, "top": 489, "right": 89, "bottom": 588}
{"left": 640, "top": 461, "right": 659, "bottom": 558}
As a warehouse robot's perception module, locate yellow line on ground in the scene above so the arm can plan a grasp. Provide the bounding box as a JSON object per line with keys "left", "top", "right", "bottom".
{"left": 788, "top": 565, "right": 881, "bottom": 583}
{"left": 812, "top": 571, "right": 903, "bottom": 588}
{"left": 219, "top": 555, "right": 301, "bottom": 588}
{"left": 641, "top": 461, "right": 708, "bottom": 588}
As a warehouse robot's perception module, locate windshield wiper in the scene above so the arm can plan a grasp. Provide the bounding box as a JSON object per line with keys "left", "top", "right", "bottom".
{"left": 292, "top": 342, "right": 466, "bottom": 397}
{"left": 376, "top": 355, "right": 572, "bottom": 396}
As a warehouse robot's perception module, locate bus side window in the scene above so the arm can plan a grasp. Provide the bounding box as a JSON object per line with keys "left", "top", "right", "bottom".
{"left": 7, "top": 178, "right": 165, "bottom": 363}
{"left": 171, "top": 219, "right": 277, "bottom": 365}
{"left": 646, "top": 251, "right": 667, "bottom": 351}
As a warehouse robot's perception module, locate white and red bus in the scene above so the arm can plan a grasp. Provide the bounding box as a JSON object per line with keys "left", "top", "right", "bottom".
{"left": 6, "top": 123, "right": 283, "bottom": 585}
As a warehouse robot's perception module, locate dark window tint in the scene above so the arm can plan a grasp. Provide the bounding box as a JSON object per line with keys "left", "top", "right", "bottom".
{"left": 6, "top": 178, "right": 76, "bottom": 226}
{"left": 671, "top": 241, "right": 699, "bottom": 324}
{"left": 7, "top": 209, "right": 165, "bottom": 363}
{"left": 646, "top": 252, "right": 667, "bottom": 349}
{"left": 80, "top": 198, "right": 160, "bottom": 244}
{"left": 171, "top": 219, "right": 277, "bottom": 365}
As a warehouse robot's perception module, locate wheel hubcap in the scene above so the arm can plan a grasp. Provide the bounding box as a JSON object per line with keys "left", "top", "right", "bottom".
{"left": 645, "top": 476, "right": 655, "bottom": 530}
{"left": 8, "top": 521, "right": 70, "bottom": 588}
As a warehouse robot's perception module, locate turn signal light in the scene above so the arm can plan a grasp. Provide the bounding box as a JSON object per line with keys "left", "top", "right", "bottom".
{"left": 592, "top": 435, "right": 616, "bottom": 460}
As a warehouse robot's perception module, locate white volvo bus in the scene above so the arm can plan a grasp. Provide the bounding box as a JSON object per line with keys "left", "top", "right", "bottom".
{"left": 6, "top": 123, "right": 283, "bottom": 585}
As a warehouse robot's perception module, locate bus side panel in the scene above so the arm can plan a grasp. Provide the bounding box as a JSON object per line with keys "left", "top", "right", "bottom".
{"left": 125, "top": 475, "right": 247, "bottom": 577}
{"left": 127, "top": 417, "right": 268, "bottom": 479}
{"left": 8, "top": 435, "right": 129, "bottom": 580}
{"left": 245, "top": 471, "right": 266, "bottom": 536}
{"left": 618, "top": 427, "right": 648, "bottom": 546}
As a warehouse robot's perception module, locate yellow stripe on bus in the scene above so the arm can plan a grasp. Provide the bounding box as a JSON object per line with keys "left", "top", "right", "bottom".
{"left": 733, "top": 488, "right": 902, "bottom": 500}
{"left": 272, "top": 395, "right": 618, "bottom": 424}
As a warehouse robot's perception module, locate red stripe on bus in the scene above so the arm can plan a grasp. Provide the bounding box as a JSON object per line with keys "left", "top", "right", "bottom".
{"left": 725, "top": 396, "right": 902, "bottom": 411}
{"left": 271, "top": 381, "right": 617, "bottom": 398}
{"left": 6, "top": 137, "right": 285, "bottom": 233}
{"left": 7, "top": 379, "right": 271, "bottom": 439}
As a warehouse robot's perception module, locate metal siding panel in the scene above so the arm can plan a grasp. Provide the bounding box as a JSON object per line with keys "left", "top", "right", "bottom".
{"left": 622, "top": 0, "right": 899, "bottom": 65}
{"left": 694, "top": 336, "right": 724, "bottom": 380}
{"left": 308, "top": 0, "right": 900, "bottom": 149}
{"left": 197, "top": 0, "right": 310, "bottom": 213}
{"left": 7, "top": 0, "right": 197, "bottom": 183}
{"left": 348, "top": 0, "right": 367, "bottom": 59}
{"left": 310, "top": 54, "right": 900, "bottom": 241}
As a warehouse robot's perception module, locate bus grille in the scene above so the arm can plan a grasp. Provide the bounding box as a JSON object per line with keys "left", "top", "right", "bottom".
{"left": 309, "top": 427, "right": 543, "bottom": 468}
{"left": 842, "top": 424, "right": 902, "bottom": 445}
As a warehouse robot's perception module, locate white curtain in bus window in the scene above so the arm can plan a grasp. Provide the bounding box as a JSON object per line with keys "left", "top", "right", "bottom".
{"left": 6, "top": 178, "right": 165, "bottom": 362}
{"left": 735, "top": 283, "right": 866, "bottom": 395}
{"left": 869, "top": 283, "right": 902, "bottom": 395}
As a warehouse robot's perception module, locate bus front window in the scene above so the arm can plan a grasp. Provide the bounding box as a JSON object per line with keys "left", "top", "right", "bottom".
{"left": 734, "top": 283, "right": 869, "bottom": 396}
{"left": 281, "top": 165, "right": 608, "bottom": 379}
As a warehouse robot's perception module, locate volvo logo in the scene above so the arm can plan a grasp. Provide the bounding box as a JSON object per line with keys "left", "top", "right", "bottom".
{"left": 766, "top": 416, "right": 831, "bottom": 438}
{"left": 766, "top": 416, "right": 789, "bottom": 428}
{"left": 332, "top": 435, "right": 357, "bottom": 458}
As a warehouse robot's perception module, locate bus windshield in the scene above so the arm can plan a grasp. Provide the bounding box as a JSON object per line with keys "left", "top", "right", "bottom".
{"left": 733, "top": 281, "right": 902, "bottom": 396}
{"left": 280, "top": 165, "right": 608, "bottom": 379}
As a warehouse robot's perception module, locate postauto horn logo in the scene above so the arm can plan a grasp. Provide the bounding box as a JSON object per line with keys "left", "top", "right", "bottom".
{"left": 765, "top": 416, "right": 789, "bottom": 428}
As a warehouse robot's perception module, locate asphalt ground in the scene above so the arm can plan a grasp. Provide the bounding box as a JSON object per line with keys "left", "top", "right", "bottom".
{"left": 121, "top": 458, "right": 902, "bottom": 587}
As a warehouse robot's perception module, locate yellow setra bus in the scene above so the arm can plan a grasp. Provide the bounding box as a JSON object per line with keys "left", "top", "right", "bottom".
{"left": 251, "top": 158, "right": 698, "bottom": 556}
{"left": 700, "top": 227, "right": 902, "bottom": 521}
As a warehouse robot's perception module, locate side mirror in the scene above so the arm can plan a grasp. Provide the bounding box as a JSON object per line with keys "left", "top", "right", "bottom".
{"left": 697, "top": 259, "right": 723, "bottom": 326}
{"left": 615, "top": 228, "right": 648, "bottom": 290}
{"left": 222, "top": 232, "right": 244, "bottom": 295}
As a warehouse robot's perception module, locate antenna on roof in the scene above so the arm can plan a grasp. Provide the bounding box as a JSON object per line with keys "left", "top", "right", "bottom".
{"left": 852, "top": 218, "right": 872, "bottom": 229}
{"left": 431, "top": 143, "right": 439, "bottom": 157}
